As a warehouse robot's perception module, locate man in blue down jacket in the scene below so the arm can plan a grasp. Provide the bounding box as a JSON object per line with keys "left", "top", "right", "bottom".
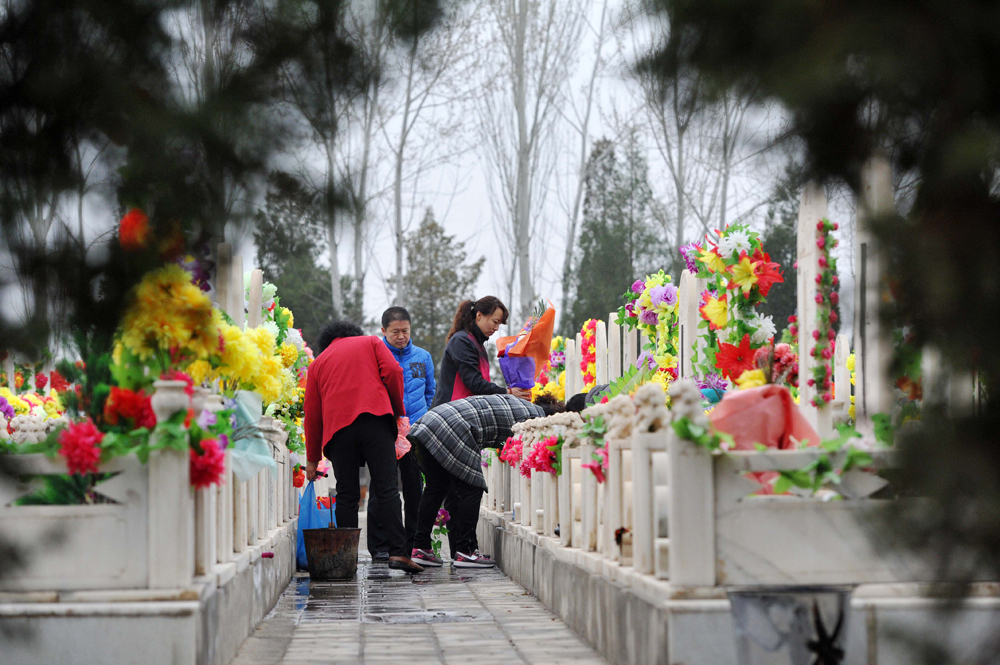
{"left": 367, "top": 306, "right": 436, "bottom": 560}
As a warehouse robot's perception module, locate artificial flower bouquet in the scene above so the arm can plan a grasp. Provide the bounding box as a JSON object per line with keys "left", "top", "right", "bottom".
{"left": 497, "top": 301, "right": 555, "bottom": 390}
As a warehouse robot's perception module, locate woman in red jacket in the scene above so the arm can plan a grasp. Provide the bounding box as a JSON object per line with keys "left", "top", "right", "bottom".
{"left": 304, "top": 321, "right": 423, "bottom": 573}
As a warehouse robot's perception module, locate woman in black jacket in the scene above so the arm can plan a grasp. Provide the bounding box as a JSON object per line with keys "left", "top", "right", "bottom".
{"left": 431, "top": 296, "right": 532, "bottom": 407}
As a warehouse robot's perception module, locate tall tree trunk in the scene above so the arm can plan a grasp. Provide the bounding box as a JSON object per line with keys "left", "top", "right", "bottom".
{"left": 326, "top": 150, "right": 344, "bottom": 317}
{"left": 393, "top": 37, "right": 418, "bottom": 306}
{"left": 513, "top": 0, "right": 533, "bottom": 317}
{"left": 559, "top": 0, "right": 607, "bottom": 328}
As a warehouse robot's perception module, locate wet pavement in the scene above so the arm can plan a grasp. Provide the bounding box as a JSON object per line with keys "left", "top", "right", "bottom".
{"left": 231, "top": 513, "right": 607, "bottom": 665}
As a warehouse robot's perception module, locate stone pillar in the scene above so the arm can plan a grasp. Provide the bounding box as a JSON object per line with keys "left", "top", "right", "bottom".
{"left": 564, "top": 338, "right": 577, "bottom": 398}
{"left": 231, "top": 255, "right": 245, "bottom": 329}
{"left": 595, "top": 320, "right": 608, "bottom": 385}
{"left": 796, "top": 181, "right": 833, "bottom": 440}
{"left": 854, "top": 155, "right": 896, "bottom": 428}
{"left": 607, "top": 314, "right": 622, "bottom": 382}
{"left": 247, "top": 269, "right": 263, "bottom": 329}
{"left": 148, "top": 380, "right": 194, "bottom": 588}
{"left": 833, "top": 334, "right": 852, "bottom": 423}
{"left": 677, "top": 270, "right": 705, "bottom": 378}
{"left": 667, "top": 433, "right": 715, "bottom": 587}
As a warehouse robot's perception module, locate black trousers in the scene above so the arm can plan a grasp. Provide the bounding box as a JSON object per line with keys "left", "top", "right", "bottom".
{"left": 323, "top": 413, "right": 408, "bottom": 558}
{"left": 412, "top": 442, "right": 483, "bottom": 555}
{"left": 366, "top": 450, "right": 423, "bottom": 555}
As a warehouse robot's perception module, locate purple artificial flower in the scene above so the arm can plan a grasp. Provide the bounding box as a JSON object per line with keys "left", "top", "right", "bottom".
{"left": 625, "top": 302, "right": 636, "bottom": 317}
{"left": 0, "top": 396, "right": 14, "bottom": 421}
{"left": 435, "top": 508, "right": 451, "bottom": 527}
{"left": 650, "top": 283, "right": 678, "bottom": 308}
{"left": 219, "top": 433, "right": 229, "bottom": 449}
{"left": 631, "top": 279, "right": 645, "bottom": 294}
{"left": 696, "top": 373, "right": 729, "bottom": 393}
{"left": 197, "top": 409, "right": 217, "bottom": 429}
{"left": 679, "top": 243, "right": 700, "bottom": 274}
{"left": 636, "top": 352, "right": 658, "bottom": 371}
{"left": 638, "top": 309, "right": 659, "bottom": 326}
{"left": 549, "top": 351, "right": 566, "bottom": 367}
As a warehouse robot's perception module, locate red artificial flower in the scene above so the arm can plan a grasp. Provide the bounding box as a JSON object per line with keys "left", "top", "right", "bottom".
{"left": 119, "top": 209, "right": 150, "bottom": 251}
{"left": 754, "top": 261, "right": 784, "bottom": 297}
{"left": 35, "top": 373, "right": 47, "bottom": 390}
{"left": 190, "top": 438, "right": 226, "bottom": 488}
{"left": 104, "top": 387, "right": 156, "bottom": 429}
{"left": 715, "top": 334, "right": 757, "bottom": 382}
{"left": 59, "top": 419, "right": 103, "bottom": 475}
{"left": 293, "top": 468, "right": 305, "bottom": 488}
{"left": 538, "top": 373, "right": 549, "bottom": 386}
{"left": 49, "top": 370, "right": 69, "bottom": 393}
{"left": 14, "top": 372, "right": 23, "bottom": 389}
{"left": 161, "top": 370, "right": 195, "bottom": 396}
{"left": 751, "top": 247, "right": 771, "bottom": 263}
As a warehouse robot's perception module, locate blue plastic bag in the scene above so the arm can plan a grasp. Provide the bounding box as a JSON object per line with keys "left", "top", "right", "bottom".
{"left": 296, "top": 481, "right": 335, "bottom": 569}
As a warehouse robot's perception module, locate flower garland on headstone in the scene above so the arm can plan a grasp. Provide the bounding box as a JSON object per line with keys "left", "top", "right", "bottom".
{"left": 809, "top": 218, "right": 840, "bottom": 407}
{"left": 690, "top": 224, "right": 784, "bottom": 383}
{"left": 616, "top": 271, "right": 680, "bottom": 395}
{"left": 579, "top": 319, "right": 599, "bottom": 390}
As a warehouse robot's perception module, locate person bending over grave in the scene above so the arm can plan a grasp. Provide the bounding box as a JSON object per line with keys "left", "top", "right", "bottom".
{"left": 407, "top": 393, "right": 565, "bottom": 568}
{"left": 303, "top": 320, "right": 423, "bottom": 574}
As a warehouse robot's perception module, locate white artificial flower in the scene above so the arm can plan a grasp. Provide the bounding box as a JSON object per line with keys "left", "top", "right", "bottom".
{"left": 285, "top": 328, "right": 305, "bottom": 352}
{"left": 289, "top": 451, "right": 300, "bottom": 467}
{"left": 262, "top": 320, "right": 280, "bottom": 340}
{"left": 749, "top": 313, "right": 777, "bottom": 345}
{"left": 718, "top": 229, "right": 752, "bottom": 258}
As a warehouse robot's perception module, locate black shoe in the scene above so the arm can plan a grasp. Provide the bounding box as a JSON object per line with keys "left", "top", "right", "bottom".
{"left": 388, "top": 556, "right": 424, "bottom": 573}
{"left": 372, "top": 551, "right": 390, "bottom": 562}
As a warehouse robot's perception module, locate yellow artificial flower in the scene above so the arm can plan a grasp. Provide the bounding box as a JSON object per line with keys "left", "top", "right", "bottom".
{"left": 728, "top": 255, "right": 759, "bottom": 295}
{"left": 279, "top": 342, "right": 299, "bottom": 368}
{"left": 846, "top": 353, "right": 855, "bottom": 373}
{"left": 120, "top": 264, "right": 219, "bottom": 362}
{"left": 22, "top": 393, "right": 43, "bottom": 408}
{"left": 699, "top": 293, "right": 729, "bottom": 330}
{"left": 281, "top": 307, "right": 294, "bottom": 328}
{"left": 849, "top": 395, "right": 856, "bottom": 421}
{"left": 697, "top": 248, "right": 727, "bottom": 274}
{"left": 188, "top": 359, "right": 215, "bottom": 385}
{"left": 735, "top": 369, "right": 767, "bottom": 390}
{"left": 0, "top": 388, "right": 30, "bottom": 415}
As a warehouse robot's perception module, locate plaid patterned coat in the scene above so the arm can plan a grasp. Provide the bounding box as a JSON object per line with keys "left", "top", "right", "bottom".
{"left": 409, "top": 394, "right": 544, "bottom": 489}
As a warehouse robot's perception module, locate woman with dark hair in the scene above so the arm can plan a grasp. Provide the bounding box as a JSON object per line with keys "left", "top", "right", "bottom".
{"left": 432, "top": 296, "right": 531, "bottom": 407}
{"left": 303, "top": 320, "right": 423, "bottom": 573}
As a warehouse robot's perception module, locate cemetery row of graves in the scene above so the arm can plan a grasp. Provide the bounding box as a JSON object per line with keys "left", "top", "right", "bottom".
{"left": 0, "top": 155, "right": 991, "bottom": 665}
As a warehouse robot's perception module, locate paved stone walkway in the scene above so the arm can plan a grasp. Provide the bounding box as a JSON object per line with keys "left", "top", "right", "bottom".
{"left": 232, "top": 515, "right": 607, "bottom": 665}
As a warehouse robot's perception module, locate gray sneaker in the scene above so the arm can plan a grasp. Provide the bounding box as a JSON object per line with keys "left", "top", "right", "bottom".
{"left": 410, "top": 548, "right": 444, "bottom": 567}
{"left": 453, "top": 550, "right": 495, "bottom": 568}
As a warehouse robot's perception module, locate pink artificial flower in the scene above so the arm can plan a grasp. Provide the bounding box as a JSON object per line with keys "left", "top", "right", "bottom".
{"left": 829, "top": 292, "right": 840, "bottom": 305}
{"left": 817, "top": 237, "right": 826, "bottom": 249}
{"left": 815, "top": 293, "right": 824, "bottom": 304}
{"left": 830, "top": 311, "right": 839, "bottom": 323}
{"left": 818, "top": 256, "right": 827, "bottom": 268}
{"left": 816, "top": 220, "right": 825, "bottom": 231}
{"left": 812, "top": 329, "right": 821, "bottom": 340}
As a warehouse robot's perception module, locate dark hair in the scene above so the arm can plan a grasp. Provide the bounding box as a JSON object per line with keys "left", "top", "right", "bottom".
{"left": 381, "top": 306, "right": 410, "bottom": 329}
{"left": 317, "top": 320, "right": 364, "bottom": 353}
{"left": 533, "top": 393, "right": 566, "bottom": 416}
{"left": 565, "top": 393, "right": 588, "bottom": 413}
{"left": 446, "top": 296, "right": 509, "bottom": 341}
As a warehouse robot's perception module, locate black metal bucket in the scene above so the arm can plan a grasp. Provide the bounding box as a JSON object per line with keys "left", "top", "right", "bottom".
{"left": 302, "top": 527, "right": 361, "bottom": 580}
